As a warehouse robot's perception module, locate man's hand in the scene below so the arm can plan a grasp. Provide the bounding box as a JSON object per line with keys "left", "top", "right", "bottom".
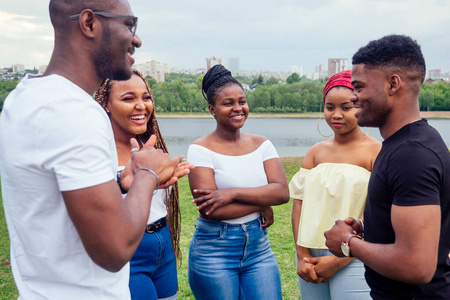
{"left": 121, "top": 136, "right": 191, "bottom": 191}
{"left": 324, "top": 219, "right": 354, "bottom": 257}
{"left": 344, "top": 217, "right": 364, "bottom": 236}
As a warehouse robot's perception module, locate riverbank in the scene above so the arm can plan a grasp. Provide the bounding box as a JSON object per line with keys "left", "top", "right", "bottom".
{"left": 157, "top": 111, "right": 450, "bottom": 119}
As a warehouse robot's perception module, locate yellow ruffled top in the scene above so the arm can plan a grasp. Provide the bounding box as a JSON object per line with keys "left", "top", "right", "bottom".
{"left": 289, "top": 163, "right": 371, "bottom": 249}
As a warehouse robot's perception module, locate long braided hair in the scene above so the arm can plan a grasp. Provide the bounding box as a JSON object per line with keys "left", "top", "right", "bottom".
{"left": 95, "top": 70, "right": 181, "bottom": 264}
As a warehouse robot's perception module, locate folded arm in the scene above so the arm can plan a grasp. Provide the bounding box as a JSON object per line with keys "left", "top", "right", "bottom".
{"left": 191, "top": 158, "right": 290, "bottom": 216}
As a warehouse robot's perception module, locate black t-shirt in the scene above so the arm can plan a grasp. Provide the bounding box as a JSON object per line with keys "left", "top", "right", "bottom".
{"left": 365, "top": 119, "right": 450, "bottom": 299}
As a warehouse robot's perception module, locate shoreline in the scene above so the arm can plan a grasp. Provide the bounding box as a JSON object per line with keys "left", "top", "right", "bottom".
{"left": 157, "top": 111, "right": 450, "bottom": 119}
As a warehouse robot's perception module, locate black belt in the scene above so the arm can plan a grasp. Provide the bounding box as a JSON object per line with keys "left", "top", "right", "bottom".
{"left": 146, "top": 217, "right": 167, "bottom": 233}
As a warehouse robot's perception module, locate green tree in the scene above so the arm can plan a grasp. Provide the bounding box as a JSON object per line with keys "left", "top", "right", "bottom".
{"left": 0, "top": 80, "right": 20, "bottom": 112}
{"left": 419, "top": 88, "right": 435, "bottom": 111}
{"left": 286, "top": 73, "right": 300, "bottom": 84}
{"left": 195, "top": 75, "right": 204, "bottom": 91}
{"left": 252, "top": 74, "right": 264, "bottom": 86}
{"left": 266, "top": 77, "right": 279, "bottom": 86}
{"left": 145, "top": 76, "right": 158, "bottom": 90}
{"left": 235, "top": 76, "right": 252, "bottom": 85}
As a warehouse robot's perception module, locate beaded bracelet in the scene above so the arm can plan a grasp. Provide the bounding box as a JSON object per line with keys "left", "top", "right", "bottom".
{"left": 116, "top": 170, "right": 127, "bottom": 194}
{"left": 134, "top": 168, "right": 160, "bottom": 193}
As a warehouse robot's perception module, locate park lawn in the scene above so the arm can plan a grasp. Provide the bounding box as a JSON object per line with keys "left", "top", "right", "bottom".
{"left": 0, "top": 185, "right": 17, "bottom": 300}
{"left": 0, "top": 157, "right": 304, "bottom": 300}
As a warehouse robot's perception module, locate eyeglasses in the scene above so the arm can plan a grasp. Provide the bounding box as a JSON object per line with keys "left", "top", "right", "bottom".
{"left": 70, "top": 11, "right": 138, "bottom": 36}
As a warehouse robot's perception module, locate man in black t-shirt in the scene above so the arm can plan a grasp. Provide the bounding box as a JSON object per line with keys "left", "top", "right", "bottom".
{"left": 324, "top": 35, "right": 450, "bottom": 299}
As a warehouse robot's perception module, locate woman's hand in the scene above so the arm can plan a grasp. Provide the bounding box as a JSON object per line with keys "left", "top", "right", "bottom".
{"left": 192, "top": 189, "right": 234, "bottom": 215}
{"left": 297, "top": 256, "right": 319, "bottom": 283}
{"left": 260, "top": 206, "right": 274, "bottom": 228}
{"left": 159, "top": 161, "right": 195, "bottom": 189}
{"left": 304, "top": 256, "right": 349, "bottom": 283}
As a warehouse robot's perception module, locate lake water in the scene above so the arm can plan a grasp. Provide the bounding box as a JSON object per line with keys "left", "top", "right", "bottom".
{"left": 157, "top": 117, "right": 450, "bottom": 157}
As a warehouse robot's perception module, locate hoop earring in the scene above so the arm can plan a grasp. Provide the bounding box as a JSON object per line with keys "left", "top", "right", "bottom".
{"left": 317, "top": 115, "right": 333, "bottom": 137}
{"left": 359, "top": 127, "right": 370, "bottom": 139}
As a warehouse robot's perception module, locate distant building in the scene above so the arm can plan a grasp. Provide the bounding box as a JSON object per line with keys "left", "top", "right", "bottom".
{"left": 425, "top": 78, "right": 444, "bottom": 84}
{"left": 11, "top": 64, "right": 25, "bottom": 74}
{"left": 315, "top": 64, "right": 328, "bottom": 79}
{"left": 206, "top": 57, "right": 222, "bottom": 70}
{"left": 134, "top": 60, "right": 170, "bottom": 82}
{"left": 327, "top": 58, "right": 347, "bottom": 77}
{"left": 229, "top": 58, "right": 240, "bottom": 71}
{"left": 306, "top": 72, "right": 320, "bottom": 80}
{"left": 288, "top": 65, "right": 302, "bottom": 77}
{"left": 428, "top": 69, "right": 441, "bottom": 78}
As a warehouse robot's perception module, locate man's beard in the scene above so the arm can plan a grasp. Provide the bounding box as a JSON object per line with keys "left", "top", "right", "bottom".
{"left": 94, "top": 24, "right": 132, "bottom": 82}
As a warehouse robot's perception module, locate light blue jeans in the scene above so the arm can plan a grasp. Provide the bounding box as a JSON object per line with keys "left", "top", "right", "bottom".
{"left": 297, "top": 248, "right": 371, "bottom": 300}
{"left": 129, "top": 224, "right": 178, "bottom": 300}
{"left": 188, "top": 217, "right": 282, "bottom": 300}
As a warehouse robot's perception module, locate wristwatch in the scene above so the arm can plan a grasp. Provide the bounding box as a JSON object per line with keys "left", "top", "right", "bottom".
{"left": 341, "top": 234, "right": 362, "bottom": 257}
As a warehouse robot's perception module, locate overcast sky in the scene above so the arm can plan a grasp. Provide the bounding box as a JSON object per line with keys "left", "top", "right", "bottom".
{"left": 0, "top": 0, "right": 449, "bottom": 74}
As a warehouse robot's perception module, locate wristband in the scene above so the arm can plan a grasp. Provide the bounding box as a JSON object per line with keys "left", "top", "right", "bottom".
{"left": 134, "top": 167, "right": 160, "bottom": 194}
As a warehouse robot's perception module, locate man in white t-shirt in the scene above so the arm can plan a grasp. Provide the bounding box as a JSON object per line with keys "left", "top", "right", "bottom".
{"left": 0, "top": 0, "right": 191, "bottom": 299}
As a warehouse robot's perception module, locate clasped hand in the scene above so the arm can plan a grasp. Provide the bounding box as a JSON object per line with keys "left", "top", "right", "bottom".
{"left": 121, "top": 135, "right": 195, "bottom": 191}
{"left": 324, "top": 217, "right": 363, "bottom": 257}
{"left": 298, "top": 255, "right": 342, "bottom": 283}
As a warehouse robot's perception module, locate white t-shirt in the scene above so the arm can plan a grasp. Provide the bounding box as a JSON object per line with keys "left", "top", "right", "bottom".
{"left": 0, "top": 74, "right": 130, "bottom": 299}
{"left": 187, "top": 139, "right": 279, "bottom": 224}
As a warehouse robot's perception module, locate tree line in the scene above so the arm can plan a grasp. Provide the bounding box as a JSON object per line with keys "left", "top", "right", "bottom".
{"left": 148, "top": 73, "right": 326, "bottom": 113}
{"left": 1, "top": 73, "right": 449, "bottom": 113}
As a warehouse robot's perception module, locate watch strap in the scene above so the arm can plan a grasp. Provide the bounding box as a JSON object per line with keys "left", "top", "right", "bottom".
{"left": 344, "top": 234, "right": 362, "bottom": 257}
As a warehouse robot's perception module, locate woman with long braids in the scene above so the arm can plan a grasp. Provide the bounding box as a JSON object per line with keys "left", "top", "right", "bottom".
{"left": 186, "top": 64, "right": 289, "bottom": 299}
{"left": 289, "top": 70, "right": 381, "bottom": 300}
{"left": 95, "top": 70, "right": 188, "bottom": 300}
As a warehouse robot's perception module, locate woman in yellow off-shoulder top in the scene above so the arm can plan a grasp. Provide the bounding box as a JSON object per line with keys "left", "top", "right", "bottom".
{"left": 289, "top": 70, "right": 381, "bottom": 300}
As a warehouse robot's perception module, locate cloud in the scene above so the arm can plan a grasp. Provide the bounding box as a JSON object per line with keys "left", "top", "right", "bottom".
{"left": 1, "top": 0, "right": 449, "bottom": 73}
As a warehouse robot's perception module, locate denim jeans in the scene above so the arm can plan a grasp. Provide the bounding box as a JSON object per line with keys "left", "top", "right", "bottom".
{"left": 129, "top": 224, "right": 178, "bottom": 300}
{"left": 188, "top": 217, "right": 282, "bottom": 300}
{"left": 297, "top": 248, "right": 371, "bottom": 300}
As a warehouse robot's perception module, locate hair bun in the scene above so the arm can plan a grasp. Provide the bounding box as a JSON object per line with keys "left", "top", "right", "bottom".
{"left": 202, "top": 65, "right": 232, "bottom": 94}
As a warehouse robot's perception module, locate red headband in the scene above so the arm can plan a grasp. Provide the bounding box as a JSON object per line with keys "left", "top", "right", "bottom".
{"left": 323, "top": 70, "right": 353, "bottom": 102}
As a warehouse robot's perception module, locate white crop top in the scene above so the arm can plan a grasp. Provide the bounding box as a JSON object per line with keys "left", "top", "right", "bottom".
{"left": 187, "top": 139, "right": 279, "bottom": 224}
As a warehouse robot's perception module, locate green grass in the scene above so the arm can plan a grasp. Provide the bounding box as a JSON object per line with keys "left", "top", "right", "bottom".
{"left": 0, "top": 185, "right": 17, "bottom": 300}
{"left": 0, "top": 157, "right": 303, "bottom": 299}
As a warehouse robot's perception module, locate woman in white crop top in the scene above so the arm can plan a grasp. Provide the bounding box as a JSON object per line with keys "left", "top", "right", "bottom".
{"left": 186, "top": 65, "right": 290, "bottom": 300}
{"left": 95, "top": 70, "right": 187, "bottom": 300}
{"left": 289, "top": 70, "right": 381, "bottom": 300}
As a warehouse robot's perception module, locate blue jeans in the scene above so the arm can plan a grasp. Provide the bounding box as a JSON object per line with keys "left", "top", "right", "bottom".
{"left": 297, "top": 249, "right": 371, "bottom": 300}
{"left": 188, "top": 217, "right": 282, "bottom": 300}
{"left": 129, "top": 224, "right": 178, "bottom": 300}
